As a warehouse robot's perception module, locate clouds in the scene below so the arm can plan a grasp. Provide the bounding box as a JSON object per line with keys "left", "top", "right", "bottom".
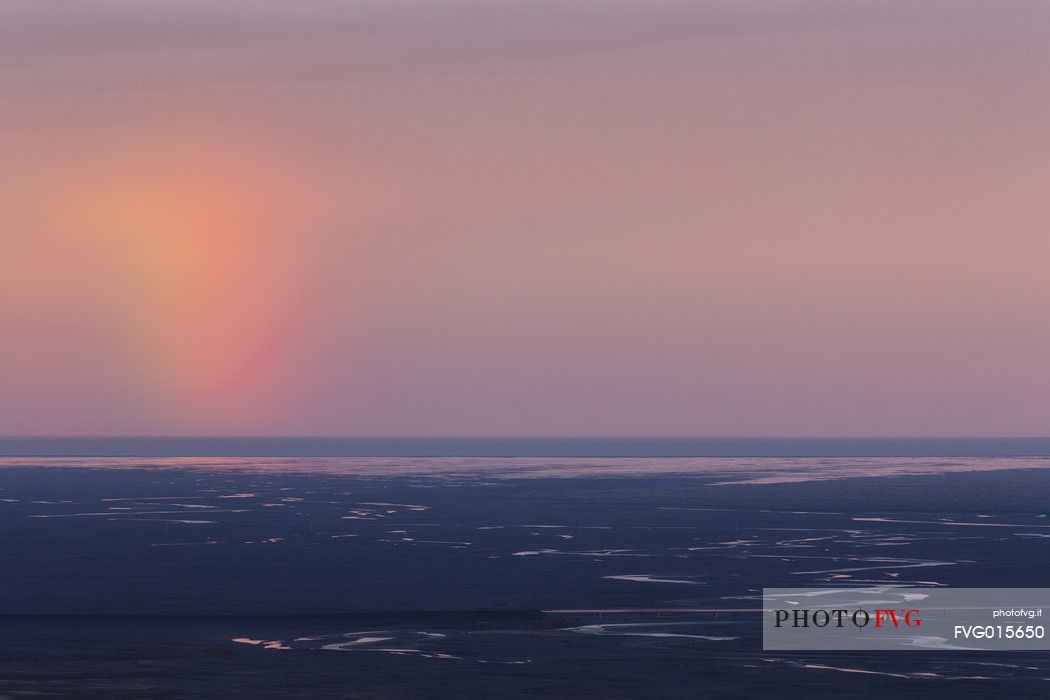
{"left": 2, "top": 1, "right": 1010, "bottom": 94}
{"left": 3, "top": 2, "right": 1050, "bottom": 435}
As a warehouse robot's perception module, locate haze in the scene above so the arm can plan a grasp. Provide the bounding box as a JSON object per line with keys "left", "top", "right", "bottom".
{"left": 3, "top": 1, "right": 1049, "bottom": 436}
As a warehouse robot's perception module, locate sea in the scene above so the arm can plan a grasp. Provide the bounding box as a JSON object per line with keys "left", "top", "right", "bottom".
{"left": 2, "top": 438, "right": 1050, "bottom": 698}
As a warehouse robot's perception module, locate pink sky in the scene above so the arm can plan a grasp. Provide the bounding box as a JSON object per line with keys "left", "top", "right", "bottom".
{"left": 2, "top": 1, "right": 1049, "bottom": 436}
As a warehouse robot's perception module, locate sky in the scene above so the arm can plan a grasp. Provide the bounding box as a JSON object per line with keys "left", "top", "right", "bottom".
{"left": 2, "top": 0, "right": 1049, "bottom": 437}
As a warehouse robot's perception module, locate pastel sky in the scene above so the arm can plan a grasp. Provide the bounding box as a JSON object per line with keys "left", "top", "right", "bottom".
{"left": 3, "top": 1, "right": 1049, "bottom": 437}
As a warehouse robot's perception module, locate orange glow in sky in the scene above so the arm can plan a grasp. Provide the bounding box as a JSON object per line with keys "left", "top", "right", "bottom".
{"left": 3, "top": 1, "right": 1050, "bottom": 436}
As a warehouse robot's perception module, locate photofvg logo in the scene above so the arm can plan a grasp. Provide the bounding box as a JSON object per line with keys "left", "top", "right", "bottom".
{"left": 774, "top": 607, "right": 922, "bottom": 630}
{"left": 763, "top": 588, "right": 1050, "bottom": 651}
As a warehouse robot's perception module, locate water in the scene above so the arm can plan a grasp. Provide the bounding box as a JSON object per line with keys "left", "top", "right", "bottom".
{"left": 2, "top": 445, "right": 1050, "bottom": 697}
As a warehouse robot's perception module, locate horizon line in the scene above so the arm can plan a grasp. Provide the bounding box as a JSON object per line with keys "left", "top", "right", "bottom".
{"left": 5, "top": 435, "right": 1050, "bottom": 441}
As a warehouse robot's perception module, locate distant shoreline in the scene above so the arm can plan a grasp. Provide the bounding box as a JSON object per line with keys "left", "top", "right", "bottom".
{"left": 2, "top": 436, "right": 1050, "bottom": 458}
